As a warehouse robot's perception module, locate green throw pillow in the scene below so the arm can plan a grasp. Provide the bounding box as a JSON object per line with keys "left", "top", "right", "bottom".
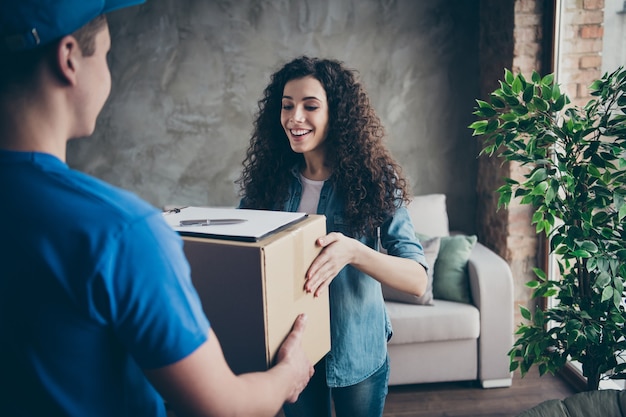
{"left": 417, "top": 233, "right": 477, "bottom": 304}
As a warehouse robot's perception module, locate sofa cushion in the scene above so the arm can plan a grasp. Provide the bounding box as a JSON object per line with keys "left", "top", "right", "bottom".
{"left": 386, "top": 299, "right": 480, "bottom": 345}
{"left": 381, "top": 236, "right": 440, "bottom": 305}
{"left": 432, "top": 234, "right": 477, "bottom": 304}
{"left": 407, "top": 194, "right": 450, "bottom": 237}
{"left": 517, "top": 389, "right": 626, "bottom": 417}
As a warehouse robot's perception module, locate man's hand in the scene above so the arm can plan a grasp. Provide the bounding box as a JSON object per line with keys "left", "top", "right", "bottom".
{"left": 275, "top": 314, "right": 314, "bottom": 403}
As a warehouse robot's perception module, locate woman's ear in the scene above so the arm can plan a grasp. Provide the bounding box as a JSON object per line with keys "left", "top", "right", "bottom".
{"left": 53, "top": 35, "right": 80, "bottom": 86}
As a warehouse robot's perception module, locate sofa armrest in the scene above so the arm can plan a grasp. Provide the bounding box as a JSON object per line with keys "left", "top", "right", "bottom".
{"left": 468, "top": 242, "right": 514, "bottom": 388}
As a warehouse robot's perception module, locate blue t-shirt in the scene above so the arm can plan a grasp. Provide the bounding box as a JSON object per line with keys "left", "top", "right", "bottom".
{"left": 0, "top": 151, "right": 210, "bottom": 417}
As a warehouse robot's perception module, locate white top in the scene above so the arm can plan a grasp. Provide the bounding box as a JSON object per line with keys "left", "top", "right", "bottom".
{"left": 298, "top": 174, "right": 325, "bottom": 214}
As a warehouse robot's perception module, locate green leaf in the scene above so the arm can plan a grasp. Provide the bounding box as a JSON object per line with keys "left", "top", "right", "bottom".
{"left": 614, "top": 291, "right": 622, "bottom": 309}
{"left": 533, "top": 267, "right": 547, "bottom": 280}
{"left": 475, "top": 101, "right": 497, "bottom": 118}
{"left": 526, "top": 280, "right": 540, "bottom": 288}
{"left": 505, "top": 68, "right": 515, "bottom": 85}
{"left": 500, "top": 112, "right": 518, "bottom": 122}
{"left": 491, "top": 95, "right": 507, "bottom": 108}
{"left": 588, "top": 164, "right": 601, "bottom": 178}
{"left": 551, "top": 83, "right": 562, "bottom": 100}
{"left": 469, "top": 120, "right": 488, "bottom": 135}
{"left": 553, "top": 94, "right": 566, "bottom": 112}
{"left": 578, "top": 241, "right": 598, "bottom": 253}
{"left": 531, "top": 181, "right": 549, "bottom": 195}
{"left": 534, "top": 309, "right": 545, "bottom": 327}
{"left": 541, "top": 73, "right": 555, "bottom": 86}
{"left": 512, "top": 105, "right": 529, "bottom": 115}
{"left": 476, "top": 99, "right": 491, "bottom": 109}
{"left": 528, "top": 168, "right": 548, "bottom": 182}
{"left": 601, "top": 286, "right": 614, "bottom": 302}
{"left": 544, "top": 289, "right": 558, "bottom": 297}
{"left": 486, "top": 118, "right": 500, "bottom": 133}
{"left": 595, "top": 271, "right": 611, "bottom": 288}
{"left": 531, "top": 71, "right": 541, "bottom": 83}
{"left": 505, "top": 95, "right": 520, "bottom": 106}
{"left": 536, "top": 220, "right": 547, "bottom": 234}
{"left": 520, "top": 305, "right": 531, "bottom": 321}
{"left": 501, "top": 121, "right": 519, "bottom": 130}
{"left": 589, "top": 79, "right": 603, "bottom": 93}
{"left": 545, "top": 181, "right": 557, "bottom": 203}
{"left": 512, "top": 76, "right": 523, "bottom": 94}
{"left": 533, "top": 97, "right": 549, "bottom": 112}
{"left": 478, "top": 107, "right": 497, "bottom": 118}
{"left": 619, "top": 204, "right": 626, "bottom": 222}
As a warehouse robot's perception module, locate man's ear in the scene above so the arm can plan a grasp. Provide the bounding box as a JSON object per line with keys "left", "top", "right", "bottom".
{"left": 53, "top": 35, "right": 80, "bottom": 86}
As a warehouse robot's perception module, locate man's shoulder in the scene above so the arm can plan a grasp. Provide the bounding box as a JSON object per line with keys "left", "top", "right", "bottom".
{"left": 28, "top": 162, "right": 161, "bottom": 234}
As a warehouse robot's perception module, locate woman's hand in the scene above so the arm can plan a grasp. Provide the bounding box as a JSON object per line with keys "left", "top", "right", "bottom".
{"left": 304, "top": 232, "right": 357, "bottom": 297}
{"left": 304, "top": 231, "right": 428, "bottom": 298}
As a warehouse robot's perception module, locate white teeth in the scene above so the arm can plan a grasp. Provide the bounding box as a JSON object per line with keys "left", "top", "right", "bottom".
{"left": 291, "top": 129, "right": 310, "bottom": 136}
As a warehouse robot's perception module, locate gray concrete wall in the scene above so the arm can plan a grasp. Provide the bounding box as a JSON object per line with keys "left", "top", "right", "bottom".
{"left": 66, "top": 0, "right": 480, "bottom": 233}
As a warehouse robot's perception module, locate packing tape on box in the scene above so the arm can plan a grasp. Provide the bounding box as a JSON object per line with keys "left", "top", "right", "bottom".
{"left": 292, "top": 228, "right": 306, "bottom": 301}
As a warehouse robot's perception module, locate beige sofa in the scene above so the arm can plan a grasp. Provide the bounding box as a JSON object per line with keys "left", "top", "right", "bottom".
{"left": 383, "top": 194, "right": 514, "bottom": 388}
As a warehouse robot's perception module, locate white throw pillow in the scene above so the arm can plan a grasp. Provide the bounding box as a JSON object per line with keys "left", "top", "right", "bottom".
{"left": 407, "top": 194, "right": 450, "bottom": 237}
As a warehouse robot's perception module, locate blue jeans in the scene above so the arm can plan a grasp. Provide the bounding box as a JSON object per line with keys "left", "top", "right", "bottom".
{"left": 283, "top": 355, "right": 389, "bottom": 417}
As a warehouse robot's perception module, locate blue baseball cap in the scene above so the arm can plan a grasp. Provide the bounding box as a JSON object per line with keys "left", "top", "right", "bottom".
{"left": 0, "top": 0, "right": 146, "bottom": 51}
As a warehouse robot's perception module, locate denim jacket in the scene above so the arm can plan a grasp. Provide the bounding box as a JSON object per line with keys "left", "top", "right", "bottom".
{"left": 241, "top": 167, "right": 426, "bottom": 387}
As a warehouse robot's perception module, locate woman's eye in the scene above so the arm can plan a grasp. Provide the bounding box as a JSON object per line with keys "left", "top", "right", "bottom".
{"left": 282, "top": 104, "right": 293, "bottom": 110}
{"left": 305, "top": 106, "right": 319, "bottom": 111}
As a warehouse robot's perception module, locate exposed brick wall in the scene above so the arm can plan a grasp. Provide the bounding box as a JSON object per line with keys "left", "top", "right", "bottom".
{"left": 477, "top": 0, "right": 605, "bottom": 325}
{"left": 509, "top": 0, "right": 544, "bottom": 321}
{"left": 558, "top": 0, "right": 604, "bottom": 105}
{"left": 476, "top": 0, "right": 515, "bottom": 262}
{"left": 477, "top": 0, "right": 544, "bottom": 324}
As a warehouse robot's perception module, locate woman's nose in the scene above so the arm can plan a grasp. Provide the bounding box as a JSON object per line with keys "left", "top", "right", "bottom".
{"left": 291, "top": 106, "right": 305, "bottom": 122}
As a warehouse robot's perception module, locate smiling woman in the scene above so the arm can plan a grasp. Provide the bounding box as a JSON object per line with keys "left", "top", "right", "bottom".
{"left": 237, "top": 56, "right": 429, "bottom": 417}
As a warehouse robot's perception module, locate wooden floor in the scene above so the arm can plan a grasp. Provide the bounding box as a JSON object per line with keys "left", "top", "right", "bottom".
{"left": 381, "top": 368, "right": 577, "bottom": 417}
{"left": 168, "top": 366, "right": 577, "bottom": 417}
{"left": 271, "top": 367, "right": 577, "bottom": 417}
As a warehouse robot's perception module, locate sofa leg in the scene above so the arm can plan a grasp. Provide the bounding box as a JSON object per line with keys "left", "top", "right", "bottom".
{"left": 481, "top": 378, "right": 512, "bottom": 389}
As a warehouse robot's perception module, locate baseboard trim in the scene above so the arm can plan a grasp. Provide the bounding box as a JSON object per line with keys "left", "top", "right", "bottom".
{"left": 481, "top": 378, "right": 513, "bottom": 389}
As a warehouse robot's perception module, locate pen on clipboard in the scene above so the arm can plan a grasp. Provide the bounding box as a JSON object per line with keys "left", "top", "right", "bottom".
{"left": 179, "top": 219, "right": 248, "bottom": 226}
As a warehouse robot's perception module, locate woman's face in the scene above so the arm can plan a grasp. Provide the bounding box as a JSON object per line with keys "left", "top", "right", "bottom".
{"left": 280, "top": 76, "right": 329, "bottom": 155}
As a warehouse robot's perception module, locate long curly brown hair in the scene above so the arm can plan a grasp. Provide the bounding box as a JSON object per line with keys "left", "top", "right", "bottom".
{"left": 237, "top": 56, "right": 411, "bottom": 236}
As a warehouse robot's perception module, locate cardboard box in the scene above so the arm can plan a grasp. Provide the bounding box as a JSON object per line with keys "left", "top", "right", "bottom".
{"left": 179, "top": 212, "right": 330, "bottom": 375}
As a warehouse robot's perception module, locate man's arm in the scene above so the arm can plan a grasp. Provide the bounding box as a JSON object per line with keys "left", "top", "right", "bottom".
{"left": 145, "top": 314, "right": 313, "bottom": 417}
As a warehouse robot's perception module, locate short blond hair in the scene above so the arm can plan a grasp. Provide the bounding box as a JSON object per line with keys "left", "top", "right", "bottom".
{"left": 72, "top": 14, "right": 107, "bottom": 57}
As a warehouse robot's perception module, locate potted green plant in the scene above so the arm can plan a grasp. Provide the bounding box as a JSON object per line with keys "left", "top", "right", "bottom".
{"left": 469, "top": 67, "right": 626, "bottom": 391}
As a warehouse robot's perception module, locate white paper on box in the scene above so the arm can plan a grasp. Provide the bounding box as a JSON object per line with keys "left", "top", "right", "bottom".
{"left": 163, "top": 207, "right": 307, "bottom": 241}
